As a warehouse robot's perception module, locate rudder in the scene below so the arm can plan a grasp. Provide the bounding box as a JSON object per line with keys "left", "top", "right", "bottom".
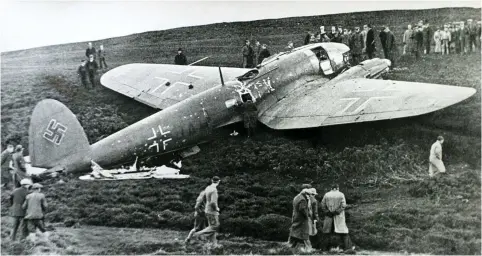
{"left": 28, "top": 99, "right": 91, "bottom": 172}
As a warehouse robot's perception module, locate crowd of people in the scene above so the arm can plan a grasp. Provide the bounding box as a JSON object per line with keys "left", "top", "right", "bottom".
{"left": 77, "top": 42, "right": 108, "bottom": 88}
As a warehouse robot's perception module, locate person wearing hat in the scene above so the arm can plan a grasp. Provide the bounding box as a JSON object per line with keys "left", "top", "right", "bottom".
{"left": 349, "top": 26, "right": 364, "bottom": 65}
{"left": 1, "top": 144, "right": 14, "bottom": 188}
{"left": 192, "top": 176, "right": 221, "bottom": 245}
{"left": 321, "top": 183, "right": 353, "bottom": 252}
{"left": 242, "top": 40, "right": 254, "bottom": 68}
{"left": 288, "top": 186, "right": 314, "bottom": 252}
{"left": 9, "top": 178, "right": 32, "bottom": 240}
{"left": 300, "top": 184, "right": 321, "bottom": 248}
{"left": 23, "top": 183, "right": 48, "bottom": 234}
{"left": 184, "top": 188, "right": 207, "bottom": 243}
{"left": 174, "top": 48, "right": 188, "bottom": 65}
{"left": 466, "top": 19, "right": 477, "bottom": 53}
{"left": 12, "top": 145, "right": 29, "bottom": 188}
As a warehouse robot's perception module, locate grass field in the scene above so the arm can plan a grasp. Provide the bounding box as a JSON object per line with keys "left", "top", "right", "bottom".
{"left": 1, "top": 7, "right": 481, "bottom": 255}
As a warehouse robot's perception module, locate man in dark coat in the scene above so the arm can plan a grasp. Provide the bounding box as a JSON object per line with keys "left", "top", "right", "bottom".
{"left": 242, "top": 40, "right": 254, "bottom": 68}
{"left": 12, "top": 145, "right": 28, "bottom": 188}
{"left": 85, "top": 42, "right": 96, "bottom": 59}
{"left": 414, "top": 26, "right": 425, "bottom": 59}
{"left": 304, "top": 32, "right": 312, "bottom": 45}
{"left": 379, "top": 26, "right": 387, "bottom": 58}
{"left": 349, "top": 27, "right": 364, "bottom": 65}
{"left": 86, "top": 54, "right": 98, "bottom": 88}
{"left": 466, "top": 19, "right": 477, "bottom": 53}
{"left": 366, "top": 24, "right": 376, "bottom": 59}
{"left": 253, "top": 41, "right": 261, "bottom": 66}
{"left": 288, "top": 187, "right": 313, "bottom": 252}
{"left": 423, "top": 20, "right": 433, "bottom": 54}
{"left": 77, "top": 60, "right": 88, "bottom": 87}
{"left": 258, "top": 44, "right": 271, "bottom": 64}
{"left": 10, "top": 178, "right": 32, "bottom": 240}
{"left": 383, "top": 27, "right": 396, "bottom": 69}
{"left": 174, "top": 48, "right": 188, "bottom": 65}
{"left": 243, "top": 100, "right": 258, "bottom": 138}
{"left": 1, "top": 144, "right": 14, "bottom": 188}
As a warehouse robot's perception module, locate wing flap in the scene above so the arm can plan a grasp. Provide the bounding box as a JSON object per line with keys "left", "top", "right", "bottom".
{"left": 101, "top": 64, "right": 249, "bottom": 109}
{"left": 259, "top": 78, "right": 476, "bottom": 129}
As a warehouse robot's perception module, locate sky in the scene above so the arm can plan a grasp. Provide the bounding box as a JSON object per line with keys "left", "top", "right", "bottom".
{"left": 1, "top": 0, "right": 480, "bottom": 52}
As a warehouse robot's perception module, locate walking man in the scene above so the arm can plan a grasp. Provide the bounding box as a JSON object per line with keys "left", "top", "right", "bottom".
{"left": 86, "top": 54, "right": 98, "bottom": 88}
{"left": 288, "top": 187, "right": 314, "bottom": 252}
{"left": 429, "top": 136, "right": 446, "bottom": 177}
{"left": 192, "top": 176, "right": 221, "bottom": 245}
{"left": 1, "top": 144, "right": 14, "bottom": 188}
{"left": 12, "top": 145, "right": 28, "bottom": 188}
{"left": 98, "top": 45, "right": 108, "bottom": 69}
{"left": 321, "top": 184, "right": 353, "bottom": 252}
{"left": 10, "top": 179, "right": 32, "bottom": 240}
{"left": 23, "top": 183, "right": 48, "bottom": 235}
{"left": 185, "top": 188, "right": 207, "bottom": 243}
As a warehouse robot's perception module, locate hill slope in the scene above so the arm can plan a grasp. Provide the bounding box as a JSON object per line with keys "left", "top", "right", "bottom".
{"left": 1, "top": 7, "right": 481, "bottom": 255}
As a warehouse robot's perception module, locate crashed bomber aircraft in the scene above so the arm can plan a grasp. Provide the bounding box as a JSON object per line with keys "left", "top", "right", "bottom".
{"left": 29, "top": 43, "right": 475, "bottom": 173}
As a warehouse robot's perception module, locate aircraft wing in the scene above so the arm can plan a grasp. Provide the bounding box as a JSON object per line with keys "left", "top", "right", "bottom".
{"left": 100, "top": 64, "right": 249, "bottom": 109}
{"left": 259, "top": 78, "right": 476, "bottom": 129}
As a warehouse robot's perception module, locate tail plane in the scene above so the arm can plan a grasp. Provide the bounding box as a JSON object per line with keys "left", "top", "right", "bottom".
{"left": 29, "top": 99, "right": 91, "bottom": 172}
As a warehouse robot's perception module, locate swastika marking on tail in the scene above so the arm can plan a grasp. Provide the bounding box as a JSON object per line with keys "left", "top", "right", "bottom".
{"left": 43, "top": 119, "right": 67, "bottom": 145}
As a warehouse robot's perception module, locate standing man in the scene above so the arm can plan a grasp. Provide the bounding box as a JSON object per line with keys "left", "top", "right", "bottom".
{"left": 414, "top": 26, "right": 425, "bottom": 59}
{"left": 253, "top": 41, "right": 261, "bottom": 66}
{"left": 458, "top": 23, "right": 465, "bottom": 54}
{"left": 349, "top": 26, "right": 364, "bottom": 65}
{"left": 341, "top": 29, "right": 350, "bottom": 46}
{"left": 384, "top": 26, "right": 396, "bottom": 69}
{"left": 185, "top": 188, "right": 207, "bottom": 243}
{"left": 366, "top": 24, "right": 376, "bottom": 59}
{"left": 23, "top": 183, "right": 48, "bottom": 235}
{"left": 85, "top": 42, "right": 96, "bottom": 59}
{"left": 288, "top": 187, "right": 313, "bottom": 252}
{"left": 243, "top": 100, "right": 258, "bottom": 138}
{"left": 361, "top": 24, "right": 368, "bottom": 59}
{"left": 433, "top": 27, "right": 442, "bottom": 54}
{"left": 193, "top": 176, "right": 221, "bottom": 245}
{"left": 242, "top": 40, "right": 254, "bottom": 68}
{"left": 86, "top": 54, "right": 98, "bottom": 88}
{"left": 12, "top": 145, "right": 28, "bottom": 188}
{"left": 441, "top": 26, "right": 451, "bottom": 55}
{"left": 423, "top": 20, "right": 433, "bottom": 54}
{"left": 403, "top": 24, "right": 414, "bottom": 55}
{"left": 1, "top": 144, "right": 14, "bottom": 188}
{"left": 174, "top": 48, "right": 188, "bottom": 65}
{"left": 379, "top": 26, "right": 387, "bottom": 58}
{"left": 429, "top": 136, "right": 446, "bottom": 177}
{"left": 77, "top": 60, "right": 88, "bottom": 87}
{"left": 466, "top": 19, "right": 477, "bottom": 53}
{"left": 258, "top": 44, "right": 271, "bottom": 64}
{"left": 10, "top": 179, "right": 32, "bottom": 241}
{"left": 321, "top": 184, "right": 353, "bottom": 252}
{"left": 98, "top": 45, "right": 108, "bottom": 69}
{"left": 319, "top": 26, "right": 331, "bottom": 42}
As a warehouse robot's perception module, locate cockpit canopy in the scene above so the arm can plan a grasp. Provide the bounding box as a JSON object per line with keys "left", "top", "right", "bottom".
{"left": 309, "top": 43, "right": 350, "bottom": 75}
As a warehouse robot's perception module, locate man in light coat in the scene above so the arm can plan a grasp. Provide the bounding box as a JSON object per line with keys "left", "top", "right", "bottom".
{"left": 1, "top": 144, "right": 14, "bottom": 188}
{"left": 10, "top": 179, "right": 32, "bottom": 240}
{"left": 193, "top": 176, "right": 221, "bottom": 245}
{"left": 185, "top": 188, "right": 207, "bottom": 243}
{"left": 23, "top": 183, "right": 48, "bottom": 234}
{"left": 12, "top": 145, "right": 29, "bottom": 188}
{"left": 288, "top": 187, "right": 313, "bottom": 252}
{"left": 321, "top": 184, "right": 353, "bottom": 252}
{"left": 429, "top": 136, "right": 446, "bottom": 177}
{"left": 403, "top": 24, "right": 414, "bottom": 55}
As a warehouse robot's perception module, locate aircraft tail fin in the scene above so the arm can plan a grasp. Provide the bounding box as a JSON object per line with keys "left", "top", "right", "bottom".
{"left": 29, "top": 99, "right": 91, "bottom": 172}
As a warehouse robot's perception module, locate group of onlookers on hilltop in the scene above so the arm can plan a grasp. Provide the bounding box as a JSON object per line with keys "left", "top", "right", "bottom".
{"left": 77, "top": 42, "right": 108, "bottom": 88}
{"left": 403, "top": 19, "right": 481, "bottom": 58}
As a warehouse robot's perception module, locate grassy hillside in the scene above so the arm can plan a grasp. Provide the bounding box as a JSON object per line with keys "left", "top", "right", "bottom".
{"left": 1, "top": 7, "right": 481, "bottom": 255}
